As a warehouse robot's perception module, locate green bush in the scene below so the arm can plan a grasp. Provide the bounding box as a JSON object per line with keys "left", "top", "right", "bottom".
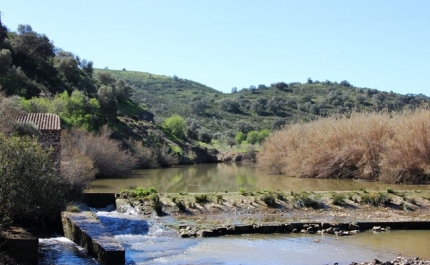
{"left": 239, "top": 188, "right": 248, "bottom": 196}
{"left": 195, "top": 194, "right": 209, "bottom": 203}
{"left": 0, "top": 134, "right": 65, "bottom": 226}
{"left": 261, "top": 193, "right": 276, "bottom": 207}
{"left": 292, "top": 192, "right": 323, "bottom": 209}
{"left": 216, "top": 194, "right": 223, "bottom": 204}
{"left": 361, "top": 192, "right": 391, "bottom": 206}
{"left": 175, "top": 200, "right": 186, "bottom": 212}
{"left": 332, "top": 193, "right": 347, "bottom": 206}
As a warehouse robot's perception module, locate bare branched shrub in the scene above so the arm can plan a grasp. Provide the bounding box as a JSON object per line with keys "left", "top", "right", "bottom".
{"left": 61, "top": 130, "right": 97, "bottom": 196}
{"left": 258, "top": 108, "right": 430, "bottom": 184}
{"left": 63, "top": 127, "right": 137, "bottom": 178}
{"left": 157, "top": 144, "right": 179, "bottom": 167}
{"left": 126, "top": 138, "right": 159, "bottom": 169}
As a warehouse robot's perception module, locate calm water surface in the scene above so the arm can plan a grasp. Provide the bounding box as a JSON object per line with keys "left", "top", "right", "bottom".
{"left": 89, "top": 163, "right": 430, "bottom": 193}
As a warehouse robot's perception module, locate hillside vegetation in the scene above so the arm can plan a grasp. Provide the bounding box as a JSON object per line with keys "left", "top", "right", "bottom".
{"left": 101, "top": 69, "right": 430, "bottom": 144}
{"left": 1, "top": 21, "right": 430, "bottom": 184}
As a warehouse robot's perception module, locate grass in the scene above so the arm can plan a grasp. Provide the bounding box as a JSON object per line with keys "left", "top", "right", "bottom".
{"left": 258, "top": 108, "right": 430, "bottom": 184}
{"left": 125, "top": 187, "right": 157, "bottom": 199}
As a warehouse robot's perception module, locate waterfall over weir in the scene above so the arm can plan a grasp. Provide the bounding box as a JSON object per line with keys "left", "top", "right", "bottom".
{"left": 40, "top": 205, "right": 430, "bottom": 265}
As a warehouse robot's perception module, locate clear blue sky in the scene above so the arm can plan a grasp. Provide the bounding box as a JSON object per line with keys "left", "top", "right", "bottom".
{"left": 2, "top": 1, "right": 429, "bottom": 95}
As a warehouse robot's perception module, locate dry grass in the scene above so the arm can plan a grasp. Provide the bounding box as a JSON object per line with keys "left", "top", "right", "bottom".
{"left": 258, "top": 108, "right": 430, "bottom": 184}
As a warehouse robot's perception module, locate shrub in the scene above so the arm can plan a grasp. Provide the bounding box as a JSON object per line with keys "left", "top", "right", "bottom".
{"left": 216, "top": 194, "right": 223, "bottom": 204}
{"left": 157, "top": 144, "right": 179, "bottom": 167}
{"left": 61, "top": 130, "right": 97, "bottom": 197}
{"left": 64, "top": 127, "right": 137, "bottom": 178}
{"left": 0, "top": 93, "right": 22, "bottom": 136}
{"left": 0, "top": 134, "right": 65, "bottom": 225}
{"left": 163, "top": 114, "right": 185, "bottom": 139}
{"left": 175, "top": 200, "right": 186, "bottom": 212}
{"left": 261, "top": 193, "right": 276, "bottom": 207}
{"left": 361, "top": 192, "right": 391, "bottom": 206}
{"left": 332, "top": 193, "right": 347, "bottom": 206}
{"left": 239, "top": 188, "right": 248, "bottom": 196}
{"left": 292, "top": 192, "right": 323, "bottom": 209}
{"left": 195, "top": 194, "right": 209, "bottom": 204}
{"left": 126, "top": 139, "right": 159, "bottom": 169}
{"left": 276, "top": 192, "right": 286, "bottom": 201}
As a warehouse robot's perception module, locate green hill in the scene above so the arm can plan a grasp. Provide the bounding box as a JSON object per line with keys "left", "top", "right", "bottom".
{"left": 99, "top": 69, "right": 430, "bottom": 142}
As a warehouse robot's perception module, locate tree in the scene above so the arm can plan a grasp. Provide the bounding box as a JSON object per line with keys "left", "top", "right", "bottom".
{"left": 163, "top": 114, "right": 185, "bottom": 139}
{"left": 236, "top": 120, "right": 254, "bottom": 134}
{"left": 0, "top": 49, "right": 12, "bottom": 74}
{"left": 235, "top": 131, "right": 246, "bottom": 145}
{"left": 257, "top": 129, "right": 270, "bottom": 145}
{"left": 231, "top": 87, "right": 238, "bottom": 94}
{"left": 340, "top": 80, "right": 351, "bottom": 87}
{"left": 246, "top": 131, "right": 259, "bottom": 145}
{"left": 267, "top": 97, "right": 283, "bottom": 115}
{"left": 227, "top": 137, "right": 236, "bottom": 148}
{"left": 98, "top": 85, "right": 118, "bottom": 120}
{"left": 198, "top": 129, "right": 212, "bottom": 143}
{"left": 219, "top": 98, "right": 241, "bottom": 113}
{"left": 251, "top": 97, "right": 267, "bottom": 115}
{"left": 190, "top": 99, "right": 209, "bottom": 115}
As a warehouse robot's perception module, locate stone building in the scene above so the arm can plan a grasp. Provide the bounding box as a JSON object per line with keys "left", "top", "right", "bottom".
{"left": 14, "top": 113, "right": 61, "bottom": 161}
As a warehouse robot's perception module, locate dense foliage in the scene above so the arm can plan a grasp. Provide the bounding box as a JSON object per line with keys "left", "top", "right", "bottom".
{"left": 0, "top": 134, "right": 65, "bottom": 227}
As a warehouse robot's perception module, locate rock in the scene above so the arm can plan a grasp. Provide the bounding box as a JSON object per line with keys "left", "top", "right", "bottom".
{"left": 372, "top": 226, "right": 382, "bottom": 232}
{"left": 349, "top": 222, "right": 360, "bottom": 230}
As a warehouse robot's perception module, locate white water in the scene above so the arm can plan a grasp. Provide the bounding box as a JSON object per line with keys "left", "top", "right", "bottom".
{"left": 39, "top": 207, "right": 430, "bottom": 264}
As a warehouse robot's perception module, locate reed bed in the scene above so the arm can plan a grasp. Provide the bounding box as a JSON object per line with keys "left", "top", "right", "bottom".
{"left": 258, "top": 109, "right": 430, "bottom": 184}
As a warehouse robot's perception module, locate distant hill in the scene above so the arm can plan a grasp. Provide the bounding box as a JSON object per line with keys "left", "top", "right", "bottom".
{"left": 97, "top": 69, "right": 430, "bottom": 141}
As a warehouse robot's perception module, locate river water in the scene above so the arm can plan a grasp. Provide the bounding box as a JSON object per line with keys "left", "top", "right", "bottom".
{"left": 40, "top": 163, "right": 430, "bottom": 264}
{"left": 88, "top": 163, "right": 430, "bottom": 193}
{"left": 39, "top": 209, "right": 430, "bottom": 264}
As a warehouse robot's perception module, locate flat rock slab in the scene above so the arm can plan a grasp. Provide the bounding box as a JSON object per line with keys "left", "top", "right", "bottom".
{"left": 62, "top": 204, "right": 125, "bottom": 265}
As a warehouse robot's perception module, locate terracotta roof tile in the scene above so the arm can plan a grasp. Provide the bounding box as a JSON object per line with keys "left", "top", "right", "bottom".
{"left": 15, "top": 113, "right": 61, "bottom": 131}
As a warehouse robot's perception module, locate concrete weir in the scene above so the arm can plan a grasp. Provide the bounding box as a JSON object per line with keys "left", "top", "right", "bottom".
{"left": 61, "top": 203, "right": 125, "bottom": 265}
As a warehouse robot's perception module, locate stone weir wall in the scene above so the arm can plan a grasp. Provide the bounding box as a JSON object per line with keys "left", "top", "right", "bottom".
{"left": 177, "top": 221, "right": 430, "bottom": 238}
{"left": 61, "top": 203, "right": 125, "bottom": 265}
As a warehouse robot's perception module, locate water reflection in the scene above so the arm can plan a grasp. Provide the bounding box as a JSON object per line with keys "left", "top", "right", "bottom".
{"left": 89, "top": 163, "right": 429, "bottom": 193}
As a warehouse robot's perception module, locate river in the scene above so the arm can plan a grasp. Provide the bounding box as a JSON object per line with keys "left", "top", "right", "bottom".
{"left": 40, "top": 163, "right": 430, "bottom": 264}
{"left": 88, "top": 163, "right": 430, "bottom": 193}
